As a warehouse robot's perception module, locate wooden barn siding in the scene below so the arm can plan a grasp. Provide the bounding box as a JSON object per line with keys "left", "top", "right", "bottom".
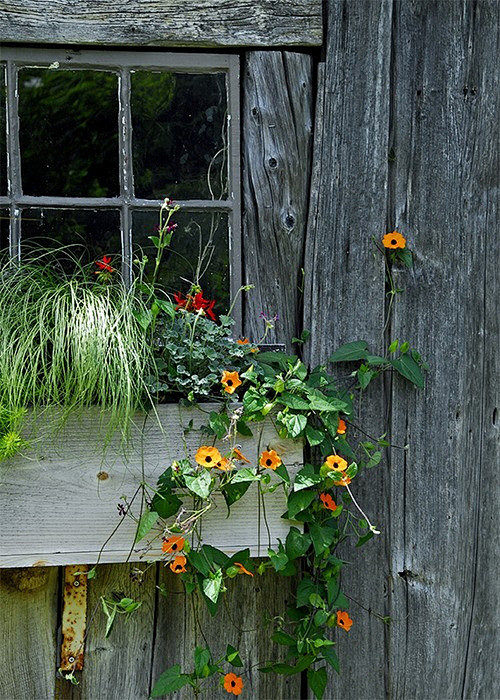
{"left": 1, "top": 1, "right": 499, "bottom": 699}
{"left": 304, "top": 1, "right": 499, "bottom": 699}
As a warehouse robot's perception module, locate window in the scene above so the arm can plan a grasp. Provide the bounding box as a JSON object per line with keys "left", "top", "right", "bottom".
{"left": 0, "top": 47, "right": 241, "bottom": 319}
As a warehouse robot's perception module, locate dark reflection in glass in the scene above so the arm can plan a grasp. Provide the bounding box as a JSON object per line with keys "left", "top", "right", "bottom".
{"left": 0, "top": 66, "right": 6, "bottom": 195}
{"left": 21, "top": 209, "right": 121, "bottom": 274}
{"left": 131, "top": 72, "right": 227, "bottom": 201}
{"left": 0, "top": 209, "right": 9, "bottom": 251}
{"left": 19, "top": 68, "right": 119, "bottom": 197}
{"left": 133, "top": 210, "right": 229, "bottom": 312}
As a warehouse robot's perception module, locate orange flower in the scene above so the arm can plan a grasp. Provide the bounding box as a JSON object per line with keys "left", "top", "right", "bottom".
{"left": 224, "top": 673, "right": 243, "bottom": 696}
{"left": 231, "top": 447, "right": 250, "bottom": 463}
{"left": 162, "top": 535, "right": 185, "bottom": 554}
{"left": 216, "top": 457, "right": 233, "bottom": 471}
{"left": 382, "top": 231, "right": 406, "bottom": 249}
{"left": 319, "top": 493, "right": 337, "bottom": 511}
{"left": 333, "top": 475, "right": 351, "bottom": 487}
{"left": 237, "top": 338, "right": 249, "bottom": 345}
{"left": 169, "top": 555, "right": 187, "bottom": 574}
{"left": 221, "top": 370, "right": 242, "bottom": 394}
{"left": 195, "top": 446, "right": 222, "bottom": 468}
{"left": 234, "top": 562, "right": 253, "bottom": 577}
{"left": 337, "top": 418, "right": 347, "bottom": 435}
{"left": 259, "top": 449, "right": 282, "bottom": 470}
{"left": 325, "top": 455, "right": 348, "bottom": 472}
{"left": 336, "top": 610, "right": 353, "bottom": 632}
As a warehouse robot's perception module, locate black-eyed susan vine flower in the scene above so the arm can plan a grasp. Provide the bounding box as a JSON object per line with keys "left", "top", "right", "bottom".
{"left": 259, "top": 449, "right": 281, "bottom": 470}
{"left": 336, "top": 610, "right": 353, "bottom": 632}
{"left": 162, "top": 535, "right": 185, "bottom": 554}
{"left": 169, "top": 555, "right": 187, "bottom": 574}
{"left": 382, "top": 231, "right": 406, "bottom": 249}
{"left": 224, "top": 673, "right": 243, "bottom": 696}
{"left": 195, "top": 446, "right": 222, "bottom": 468}
{"left": 320, "top": 493, "right": 337, "bottom": 511}
{"left": 324, "top": 454, "right": 348, "bottom": 472}
{"left": 221, "top": 370, "right": 242, "bottom": 394}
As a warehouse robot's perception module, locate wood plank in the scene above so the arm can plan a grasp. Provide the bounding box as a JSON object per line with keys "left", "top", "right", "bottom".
{"left": 302, "top": 1, "right": 393, "bottom": 697}
{"left": 388, "top": 2, "right": 500, "bottom": 698}
{"left": 242, "top": 51, "right": 314, "bottom": 348}
{"left": 0, "top": 567, "right": 59, "bottom": 700}
{"left": 0, "top": 1, "right": 322, "bottom": 48}
{"left": 72, "top": 563, "right": 156, "bottom": 700}
{"left": 0, "top": 405, "right": 303, "bottom": 567}
{"left": 151, "top": 564, "right": 300, "bottom": 699}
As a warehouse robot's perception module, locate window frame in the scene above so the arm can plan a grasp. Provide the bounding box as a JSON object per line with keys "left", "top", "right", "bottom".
{"left": 0, "top": 46, "right": 241, "bottom": 325}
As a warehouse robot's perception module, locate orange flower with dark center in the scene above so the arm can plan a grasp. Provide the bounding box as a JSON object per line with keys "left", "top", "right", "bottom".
{"left": 336, "top": 610, "right": 353, "bottom": 631}
{"left": 162, "top": 535, "right": 185, "bottom": 554}
{"left": 325, "top": 455, "right": 348, "bottom": 472}
{"left": 231, "top": 447, "right": 250, "bottom": 463}
{"left": 216, "top": 457, "right": 233, "bottom": 471}
{"left": 221, "top": 370, "right": 242, "bottom": 394}
{"left": 333, "top": 475, "right": 351, "bottom": 487}
{"left": 237, "top": 338, "right": 249, "bottom": 345}
{"left": 337, "top": 418, "right": 347, "bottom": 435}
{"left": 224, "top": 673, "right": 243, "bottom": 696}
{"left": 259, "top": 449, "right": 282, "bottom": 470}
{"left": 234, "top": 562, "right": 253, "bottom": 577}
{"left": 319, "top": 493, "right": 337, "bottom": 511}
{"left": 382, "top": 231, "right": 406, "bottom": 249}
{"left": 169, "top": 555, "right": 187, "bottom": 574}
{"left": 195, "top": 446, "right": 222, "bottom": 468}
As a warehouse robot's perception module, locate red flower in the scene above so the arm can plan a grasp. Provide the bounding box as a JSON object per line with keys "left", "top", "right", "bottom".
{"left": 174, "top": 290, "right": 217, "bottom": 321}
{"left": 95, "top": 256, "right": 113, "bottom": 273}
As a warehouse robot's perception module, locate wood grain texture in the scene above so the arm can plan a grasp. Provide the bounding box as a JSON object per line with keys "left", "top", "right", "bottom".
{"left": 0, "top": 405, "right": 303, "bottom": 567}
{"left": 74, "top": 563, "right": 156, "bottom": 700}
{"left": 388, "top": 2, "right": 500, "bottom": 699}
{"left": 242, "top": 51, "right": 314, "bottom": 347}
{"left": 0, "top": 567, "right": 59, "bottom": 700}
{"left": 152, "top": 564, "right": 300, "bottom": 699}
{"left": 303, "top": 2, "right": 393, "bottom": 698}
{"left": 0, "top": 1, "right": 322, "bottom": 48}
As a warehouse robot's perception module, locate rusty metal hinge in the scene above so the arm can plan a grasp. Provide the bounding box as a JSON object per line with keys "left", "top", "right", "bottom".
{"left": 60, "top": 565, "right": 88, "bottom": 671}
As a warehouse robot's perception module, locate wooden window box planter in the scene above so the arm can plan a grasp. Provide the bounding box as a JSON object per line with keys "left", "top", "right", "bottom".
{"left": 0, "top": 404, "right": 303, "bottom": 568}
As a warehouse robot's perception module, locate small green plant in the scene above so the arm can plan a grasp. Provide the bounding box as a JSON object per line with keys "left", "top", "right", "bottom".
{"left": 100, "top": 593, "right": 142, "bottom": 637}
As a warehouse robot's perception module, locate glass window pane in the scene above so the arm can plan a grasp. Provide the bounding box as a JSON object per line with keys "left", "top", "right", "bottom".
{"left": 21, "top": 209, "right": 121, "bottom": 274}
{"left": 18, "top": 68, "right": 119, "bottom": 197}
{"left": 0, "top": 208, "right": 9, "bottom": 251}
{"left": 131, "top": 72, "right": 228, "bottom": 201}
{"left": 133, "top": 209, "right": 229, "bottom": 313}
{"left": 0, "top": 65, "right": 6, "bottom": 195}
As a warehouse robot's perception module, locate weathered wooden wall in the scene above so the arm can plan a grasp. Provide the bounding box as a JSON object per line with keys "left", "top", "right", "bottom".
{"left": 1, "top": 1, "right": 499, "bottom": 699}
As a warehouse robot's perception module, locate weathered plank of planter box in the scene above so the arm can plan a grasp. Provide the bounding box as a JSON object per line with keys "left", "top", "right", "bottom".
{"left": 0, "top": 405, "right": 302, "bottom": 568}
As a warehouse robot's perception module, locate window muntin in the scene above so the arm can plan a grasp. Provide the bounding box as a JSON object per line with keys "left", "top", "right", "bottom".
{"left": 0, "top": 48, "right": 240, "bottom": 322}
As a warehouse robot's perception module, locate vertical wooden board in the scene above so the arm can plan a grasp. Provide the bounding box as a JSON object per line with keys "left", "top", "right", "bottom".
{"left": 389, "top": 1, "right": 499, "bottom": 698}
{"left": 303, "top": 2, "right": 393, "bottom": 698}
{"left": 242, "top": 51, "right": 313, "bottom": 347}
{"left": 151, "top": 564, "right": 300, "bottom": 699}
{"left": 76, "top": 563, "right": 156, "bottom": 700}
{"left": 0, "top": 567, "right": 58, "bottom": 700}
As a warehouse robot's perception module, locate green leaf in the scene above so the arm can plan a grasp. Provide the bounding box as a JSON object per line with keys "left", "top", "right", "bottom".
{"left": 155, "top": 298, "right": 176, "bottom": 319}
{"left": 280, "top": 412, "right": 307, "bottom": 438}
{"left": 285, "top": 527, "right": 311, "bottom": 560}
{"left": 392, "top": 353, "right": 424, "bottom": 388}
{"left": 236, "top": 419, "right": 253, "bottom": 437}
{"left": 279, "top": 392, "right": 310, "bottom": 410}
{"left": 271, "top": 631, "right": 296, "bottom": 646}
{"left": 151, "top": 492, "right": 183, "bottom": 519}
{"left": 388, "top": 339, "right": 399, "bottom": 353}
{"left": 308, "top": 393, "right": 348, "bottom": 413}
{"left": 184, "top": 470, "right": 212, "bottom": 499}
{"left": 309, "top": 523, "right": 336, "bottom": 556}
{"left": 322, "top": 645, "right": 340, "bottom": 674}
{"left": 397, "top": 247, "right": 413, "bottom": 268}
{"left": 294, "top": 464, "right": 322, "bottom": 491}
{"left": 232, "top": 468, "right": 260, "bottom": 483}
{"left": 151, "top": 665, "right": 191, "bottom": 697}
{"left": 305, "top": 425, "right": 325, "bottom": 446}
{"left": 202, "top": 569, "right": 223, "bottom": 604}
{"left": 309, "top": 593, "right": 325, "bottom": 608}
{"left": 287, "top": 490, "right": 316, "bottom": 519}
{"left": 275, "top": 463, "right": 290, "bottom": 485}
{"left": 222, "top": 481, "right": 252, "bottom": 507}
{"left": 225, "top": 644, "right": 244, "bottom": 667}
{"left": 187, "top": 551, "right": 211, "bottom": 577}
{"left": 194, "top": 647, "right": 211, "bottom": 677}
{"left": 135, "top": 510, "right": 159, "bottom": 543}
{"left": 357, "top": 365, "right": 376, "bottom": 389}
{"left": 356, "top": 531, "right": 375, "bottom": 547}
{"left": 308, "top": 667, "right": 328, "bottom": 700}
{"left": 296, "top": 577, "right": 320, "bottom": 608}
{"left": 133, "top": 308, "right": 153, "bottom": 332}
{"left": 329, "top": 341, "right": 369, "bottom": 363}
{"left": 268, "top": 549, "right": 289, "bottom": 571}
{"left": 209, "top": 411, "right": 230, "bottom": 439}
